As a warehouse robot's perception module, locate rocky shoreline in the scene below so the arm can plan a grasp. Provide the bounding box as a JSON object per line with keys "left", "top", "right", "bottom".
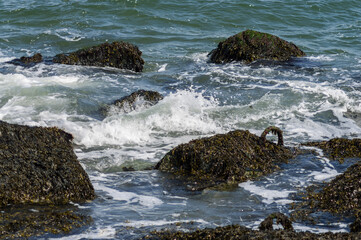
{"left": 1, "top": 30, "right": 361, "bottom": 238}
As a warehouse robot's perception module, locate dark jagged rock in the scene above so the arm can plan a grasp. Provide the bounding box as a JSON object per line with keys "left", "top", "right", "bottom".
{"left": 259, "top": 213, "right": 294, "bottom": 231}
{"left": 155, "top": 127, "right": 293, "bottom": 190}
{"left": 0, "top": 120, "right": 95, "bottom": 206}
{"left": 209, "top": 29, "right": 306, "bottom": 64}
{"left": 0, "top": 205, "right": 92, "bottom": 239}
{"left": 303, "top": 138, "right": 361, "bottom": 163}
{"left": 108, "top": 90, "right": 164, "bottom": 114}
{"left": 53, "top": 41, "right": 144, "bottom": 72}
{"left": 144, "top": 224, "right": 359, "bottom": 240}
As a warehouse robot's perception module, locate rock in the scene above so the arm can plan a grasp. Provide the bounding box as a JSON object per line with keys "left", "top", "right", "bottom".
{"left": 7, "top": 53, "right": 43, "bottom": 66}
{"left": 144, "top": 224, "right": 358, "bottom": 239}
{"left": 0, "top": 120, "right": 95, "bottom": 206}
{"left": 20, "top": 53, "right": 43, "bottom": 64}
{"left": 303, "top": 138, "right": 361, "bottom": 163}
{"left": 108, "top": 90, "right": 164, "bottom": 114}
{"left": 155, "top": 127, "right": 293, "bottom": 190}
{"left": 53, "top": 41, "right": 144, "bottom": 72}
{"left": 259, "top": 213, "right": 294, "bottom": 231}
{"left": 209, "top": 29, "right": 306, "bottom": 64}
{"left": 291, "top": 158, "right": 361, "bottom": 232}
{"left": 0, "top": 205, "right": 92, "bottom": 239}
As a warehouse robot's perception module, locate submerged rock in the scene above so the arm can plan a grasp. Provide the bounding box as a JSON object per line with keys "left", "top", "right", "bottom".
{"left": 53, "top": 41, "right": 144, "bottom": 72}
{"left": 0, "top": 120, "right": 95, "bottom": 206}
{"left": 303, "top": 138, "right": 361, "bottom": 163}
{"left": 107, "top": 90, "right": 164, "bottom": 114}
{"left": 155, "top": 127, "right": 293, "bottom": 190}
{"left": 209, "top": 29, "right": 306, "bottom": 64}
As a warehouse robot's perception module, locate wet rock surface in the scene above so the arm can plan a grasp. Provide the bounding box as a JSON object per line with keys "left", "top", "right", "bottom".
{"left": 0, "top": 120, "right": 95, "bottom": 206}
{"left": 303, "top": 138, "right": 361, "bottom": 163}
{"left": 209, "top": 29, "right": 306, "bottom": 64}
{"left": 53, "top": 41, "right": 144, "bottom": 72}
{"left": 108, "top": 90, "right": 164, "bottom": 114}
{"left": 155, "top": 128, "right": 293, "bottom": 190}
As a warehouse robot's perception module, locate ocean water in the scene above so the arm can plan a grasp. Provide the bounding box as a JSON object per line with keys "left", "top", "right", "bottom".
{"left": 1, "top": 0, "right": 361, "bottom": 239}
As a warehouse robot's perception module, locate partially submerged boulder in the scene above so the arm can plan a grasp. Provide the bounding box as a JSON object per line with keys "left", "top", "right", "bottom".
{"left": 0, "top": 120, "right": 95, "bottom": 206}
{"left": 209, "top": 29, "right": 306, "bottom": 64}
{"left": 53, "top": 41, "right": 144, "bottom": 72}
{"left": 107, "top": 90, "right": 164, "bottom": 114}
{"left": 7, "top": 53, "right": 43, "bottom": 66}
{"left": 303, "top": 138, "right": 361, "bottom": 163}
{"left": 155, "top": 127, "right": 293, "bottom": 190}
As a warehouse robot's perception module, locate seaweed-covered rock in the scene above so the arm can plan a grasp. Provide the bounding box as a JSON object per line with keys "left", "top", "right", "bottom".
{"left": 209, "top": 29, "right": 306, "bottom": 64}
{"left": 108, "top": 90, "right": 164, "bottom": 114}
{"left": 20, "top": 53, "right": 43, "bottom": 64}
{"left": 0, "top": 120, "right": 95, "bottom": 206}
{"left": 0, "top": 205, "right": 92, "bottom": 239}
{"left": 303, "top": 138, "right": 361, "bottom": 163}
{"left": 53, "top": 41, "right": 144, "bottom": 72}
{"left": 291, "top": 159, "right": 361, "bottom": 232}
{"left": 259, "top": 213, "right": 294, "bottom": 231}
{"left": 307, "top": 160, "right": 361, "bottom": 214}
{"left": 155, "top": 127, "right": 293, "bottom": 189}
{"left": 144, "top": 224, "right": 359, "bottom": 240}
{"left": 7, "top": 53, "right": 43, "bottom": 66}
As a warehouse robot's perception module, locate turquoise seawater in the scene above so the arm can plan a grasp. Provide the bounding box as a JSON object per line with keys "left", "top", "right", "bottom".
{"left": 0, "top": 0, "right": 361, "bottom": 239}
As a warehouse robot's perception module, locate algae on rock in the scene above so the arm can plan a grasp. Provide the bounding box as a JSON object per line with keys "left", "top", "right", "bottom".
{"left": 303, "top": 138, "right": 361, "bottom": 163}
{"left": 0, "top": 120, "right": 95, "bottom": 206}
{"left": 155, "top": 128, "right": 293, "bottom": 190}
{"left": 209, "top": 29, "right": 306, "bottom": 64}
{"left": 53, "top": 41, "right": 144, "bottom": 72}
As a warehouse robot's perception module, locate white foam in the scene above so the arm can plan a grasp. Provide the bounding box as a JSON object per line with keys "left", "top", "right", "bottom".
{"left": 49, "top": 226, "right": 116, "bottom": 240}
{"left": 45, "top": 28, "right": 84, "bottom": 42}
{"left": 94, "top": 183, "right": 163, "bottom": 208}
{"left": 116, "top": 219, "right": 208, "bottom": 228}
{"left": 71, "top": 89, "right": 221, "bottom": 148}
{"left": 157, "top": 63, "right": 167, "bottom": 72}
{"left": 239, "top": 181, "right": 295, "bottom": 205}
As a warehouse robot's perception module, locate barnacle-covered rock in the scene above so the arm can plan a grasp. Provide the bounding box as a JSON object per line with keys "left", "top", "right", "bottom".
{"left": 303, "top": 138, "right": 361, "bottom": 163}
{"left": 107, "top": 90, "right": 164, "bottom": 114}
{"left": 0, "top": 120, "right": 95, "bottom": 206}
{"left": 155, "top": 127, "right": 293, "bottom": 190}
{"left": 209, "top": 29, "right": 305, "bottom": 64}
{"left": 53, "top": 41, "right": 144, "bottom": 72}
